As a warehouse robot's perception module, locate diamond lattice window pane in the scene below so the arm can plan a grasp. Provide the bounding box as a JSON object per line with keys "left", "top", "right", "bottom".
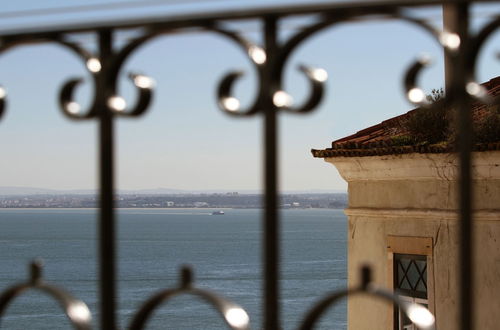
{"left": 416, "top": 278, "right": 427, "bottom": 292}
{"left": 394, "top": 254, "right": 427, "bottom": 298}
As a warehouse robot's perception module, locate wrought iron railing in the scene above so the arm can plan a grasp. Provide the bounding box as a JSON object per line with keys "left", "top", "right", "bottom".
{"left": 0, "top": 1, "right": 498, "bottom": 329}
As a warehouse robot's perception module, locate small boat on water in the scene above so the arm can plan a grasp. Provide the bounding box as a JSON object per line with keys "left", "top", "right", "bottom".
{"left": 211, "top": 210, "right": 225, "bottom": 215}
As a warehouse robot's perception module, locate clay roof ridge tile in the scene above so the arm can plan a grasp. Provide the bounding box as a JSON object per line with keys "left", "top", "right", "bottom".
{"left": 314, "top": 76, "right": 500, "bottom": 158}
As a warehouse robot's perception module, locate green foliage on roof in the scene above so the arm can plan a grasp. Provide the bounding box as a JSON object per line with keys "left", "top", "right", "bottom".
{"left": 406, "top": 88, "right": 449, "bottom": 145}
{"left": 474, "top": 105, "right": 500, "bottom": 143}
{"left": 398, "top": 89, "right": 499, "bottom": 146}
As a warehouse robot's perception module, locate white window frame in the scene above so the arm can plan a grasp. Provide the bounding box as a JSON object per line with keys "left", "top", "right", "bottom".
{"left": 386, "top": 236, "right": 434, "bottom": 330}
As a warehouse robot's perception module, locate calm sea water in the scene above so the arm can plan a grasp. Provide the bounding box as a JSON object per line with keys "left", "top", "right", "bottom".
{"left": 0, "top": 208, "right": 347, "bottom": 329}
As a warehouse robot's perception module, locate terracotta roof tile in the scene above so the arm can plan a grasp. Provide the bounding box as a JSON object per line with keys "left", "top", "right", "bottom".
{"left": 312, "top": 76, "right": 500, "bottom": 158}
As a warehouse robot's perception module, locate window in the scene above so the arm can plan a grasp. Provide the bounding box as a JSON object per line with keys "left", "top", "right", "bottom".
{"left": 394, "top": 254, "right": 427, "bottom": 299}
{"left": 394, "top": 253, "right": 428, "bottom": 330}
{"left": 387, "top": 236, "right": 434, "bottom": 330}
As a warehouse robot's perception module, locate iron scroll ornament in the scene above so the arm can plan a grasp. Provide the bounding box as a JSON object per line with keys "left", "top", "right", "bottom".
{"left": 0, "top": 260, "right": 92, "bottom": 330}
{"left": 0, "top": 10, "right": 495, "bottom": 120}
{"left": 56, "top": 36, "right": 154, "bottom": 120}
{"left": 216, "top": 10, "right": 470, "bottom": 117}
{"left": 0, "top": 1, "right": 498, "bottom": 330}
{"left": 128, "top": 266, "right": 250, "bottom": 330}
{"left": 299, "top": 267, "right": 435, "bottom": 330}
{"left": 466, "top": 14, "right": 500, "bottom": 105}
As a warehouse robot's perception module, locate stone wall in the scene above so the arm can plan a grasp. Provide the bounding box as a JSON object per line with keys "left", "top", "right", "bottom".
{"left": 324, "top": 151, "right": 500, "bottom": 330}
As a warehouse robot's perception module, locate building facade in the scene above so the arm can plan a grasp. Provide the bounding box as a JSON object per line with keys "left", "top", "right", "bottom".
{"left": 312, "top": 77, "right": 500, "bottom": 330}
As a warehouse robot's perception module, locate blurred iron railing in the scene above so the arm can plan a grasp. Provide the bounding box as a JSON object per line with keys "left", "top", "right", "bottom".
{"left": 0, "top": 1, "right": 498, "bottom": 329}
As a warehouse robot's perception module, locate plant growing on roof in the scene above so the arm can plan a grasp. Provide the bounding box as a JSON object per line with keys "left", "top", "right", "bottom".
{"left": 390, "top": 134, "right": 416, "bottom": 146}
{"left": 401, "top": 88, "right": 500, "bottom": 145}
{"left": 474, "top": 105, "right": 500, "bottom": 143}
{"left": 404, "top": 88, "right": 450, "bottom": 144}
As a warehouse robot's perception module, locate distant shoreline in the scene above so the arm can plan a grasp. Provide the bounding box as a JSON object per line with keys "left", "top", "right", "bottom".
{"left": 0, "top": 207, "right": 345, "bottom": 210}
{"left": 0, "top": 193, "right": 348, "bottom": 209}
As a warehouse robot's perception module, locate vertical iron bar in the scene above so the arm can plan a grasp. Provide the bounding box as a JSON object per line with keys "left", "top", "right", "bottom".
{"left": 97, "top": 29, "right": 117, "bottom": 330}
{"left": 263, "top": 16, "right": 280, "bottom": 330}
{"left": 448, "top": 3, "right": 473, "bottom": 330}
{"left": 443, "top": 3, "right": 458, "bottom": 87}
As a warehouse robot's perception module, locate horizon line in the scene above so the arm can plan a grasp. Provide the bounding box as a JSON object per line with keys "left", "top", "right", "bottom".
{"left": 0, "top": 185, "right": 347, "bottom": 195}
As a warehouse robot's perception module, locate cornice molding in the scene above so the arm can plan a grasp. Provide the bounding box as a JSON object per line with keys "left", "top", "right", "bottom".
{"left": 325, "top": 151, "right": 500, "bottom": 182}
{"left": 345, "top": 207, "right": 500, "bottom": 221}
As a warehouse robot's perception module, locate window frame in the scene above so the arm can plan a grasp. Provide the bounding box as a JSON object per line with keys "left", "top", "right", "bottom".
{"left": 394, "top": 253, "right": 428, "bottom": 299}
{"left": 386, "top": 236, "right": 434, "bottom": 330}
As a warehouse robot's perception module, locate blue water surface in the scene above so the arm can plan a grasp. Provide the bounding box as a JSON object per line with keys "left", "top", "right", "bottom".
{"left": 0, "top": 208, "right": 347, "bottom": 329}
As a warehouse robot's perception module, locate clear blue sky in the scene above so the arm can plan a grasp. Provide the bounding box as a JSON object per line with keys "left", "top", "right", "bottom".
{"left": 0, "top": 0, "right": 498, "bottom": 192}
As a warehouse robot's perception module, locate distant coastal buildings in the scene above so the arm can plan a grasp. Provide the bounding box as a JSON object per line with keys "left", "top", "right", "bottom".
{"left": 0, "top": 193, "right": 347, "bottom": 209}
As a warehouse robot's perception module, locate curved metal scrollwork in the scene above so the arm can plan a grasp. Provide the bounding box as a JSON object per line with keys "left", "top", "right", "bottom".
{"left": 400, "top": 17, "right": 459, "bottom": 109}
{"left": 466, "top": 15, "right": 500, "bottom": 105}
{"left": 0, "top": 4, "right": 495, "bottom": 121}
{"left": 217, "top": 70, "right": 257, "bottom": 115}
{"left": 0, "top": 85, "right": 6, "bottom": 120}
{"left": 59, "top": 77, "right": 97, "bottom": 119}
{"left": 299, "top": 266, "right": 435, "bottom": 330}
{"left": 0, "top": 2, "right": 498, "bottom": 330}
{"left": 100, "top": 32, "right": 157, "bottom": 118}
{"left": 213, "top": 9, "right": 469, "bottom": 118}
{"left": 56, "top": 36, "right": 155, "bottom": 120}
{"left": 0, "top": 7, "right": 491, "bottom": 121}
{"left": 214, "top": 17, "right": 331, "bottom": 116}
{"left": 54, "top": 39, "right": 100, "bottom": 119}
{"left": 0, "top": 260, "right": 92, "bottom": 330}
{"left": 404, "top": 55, "right": 435, "bottom": 105}
{"left": 209, "top": 24, "right": 265, "bottom": 116}
{"left": 403, "top": 14, "right": 500, "bottom": 109}
{"left": 128, "top": 266, "right": 250, "bottom": 330}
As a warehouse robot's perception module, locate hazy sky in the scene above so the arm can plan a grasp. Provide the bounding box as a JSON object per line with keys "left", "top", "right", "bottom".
{"left": 0, "top": 0, "right": 498, "bottom": 192}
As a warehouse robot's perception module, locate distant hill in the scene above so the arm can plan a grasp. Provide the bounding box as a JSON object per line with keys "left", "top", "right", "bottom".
{"left": 119, "top": 188, "right": 188, "bottom": 195}
{"left": 0, "top": 187, "right": 185, "bottom": 196}
{"left": 0, "top": 186, "right": 61, "bottom": 195}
